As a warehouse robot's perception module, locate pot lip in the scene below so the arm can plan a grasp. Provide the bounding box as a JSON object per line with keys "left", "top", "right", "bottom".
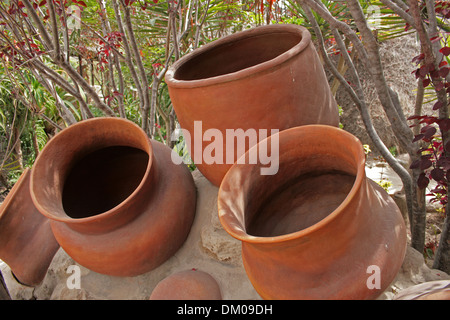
{"left": 218, "top": 125, "right": 366, "bottom": 244}
{"left": 165, "top": 24, "right": 311, "bottom": 88}
{"left": 30, "top": 117, "right": 153, "bottom": 225}
{"left": 0, "top": 167, "right": 31, "bottom": 219}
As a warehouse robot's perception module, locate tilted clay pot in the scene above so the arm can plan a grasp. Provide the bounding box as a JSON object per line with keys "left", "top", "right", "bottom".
{"left": 0, "top": 169, "right": 60, "bottom": 286}
{"left": 149, "top": 269, "right": 222, "bottom": 300}
{"left": 30, "top": 117, "right": 196, "bottom": 277}
{"left": 166, "top": 24, "right": 339, "bottom": 187}
{"left": 218, "top": 125, "right": 407, "bottom": 300}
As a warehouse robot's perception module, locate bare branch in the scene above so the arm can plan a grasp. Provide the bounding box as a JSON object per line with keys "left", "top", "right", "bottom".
{"left": 345, "top": 0, "right": 414, "bottom": 154}
{"left": 379, "top": 0, "right": 416, "bottom": 28}
{"left": 300, "top": 0, "right": 369, "bottom": 61}
{"left": 47, "top": 0, "right": 62, "bottom": 62}
{"left": 21, "top": 0, "right": 54, "bottom": 51}
{"left": 120, "top": 0, "right": 151, "bottom": 133}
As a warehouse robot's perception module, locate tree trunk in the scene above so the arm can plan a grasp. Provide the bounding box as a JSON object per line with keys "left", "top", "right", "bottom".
{"left": 32, "top": 120, "right": 40, "bottom": 159}
{"left": 433, "top": 192, "right": 450, "bottom": 274}
{"left": 411, "top": 167, "right": 427, "bottom": 253}
{"left": 12, "top": 127, "right": 23, "bottom": 171}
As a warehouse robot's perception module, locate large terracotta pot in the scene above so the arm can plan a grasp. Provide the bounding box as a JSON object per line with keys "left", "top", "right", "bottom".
{"left": 218, "top": 125, "right": 407, "bottom": 300}
{"left": 0, "top": 169, "right": 60, "bottom": 286}
{"left": 166, "top": 24, "right": 339, "bottom": 187}
{"left": 30, "top": 117, "right": 196, "bottom": 277}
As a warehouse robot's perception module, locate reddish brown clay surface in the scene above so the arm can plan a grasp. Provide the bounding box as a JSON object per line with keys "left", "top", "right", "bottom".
{"left": 166, "top": 24, "right": 339, "bottom": 186}
{"left": 218, "top": 125, "right": 407, "bottom": 300}
{"left": 149, "top": 269, "right": 222, "bottom": 300}
{"left": 0, "top": 169, "right": 60, "bottom": 286}
{"left": 30, "top": 117, "right": 197, "bottom": 277}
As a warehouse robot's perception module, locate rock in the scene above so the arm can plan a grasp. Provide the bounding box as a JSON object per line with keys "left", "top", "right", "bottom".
{"left": 379, "top": 246, "right": 450, "bottom": 299}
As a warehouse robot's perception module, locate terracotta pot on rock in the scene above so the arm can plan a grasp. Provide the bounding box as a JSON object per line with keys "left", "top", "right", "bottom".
{"left": 166, "top": 24, "right": 339, "bottom": 186}
{"left": 0, "top": 169, "right": 60, "bottom": 286}
{"left": 30, "top": 117, "right": 196, "bottom": 277}
{"left": 218, "top": 125, "right": 407, "bottom": 300}
{"left": 149, "top": 269, "right": 222, "bottom": 300}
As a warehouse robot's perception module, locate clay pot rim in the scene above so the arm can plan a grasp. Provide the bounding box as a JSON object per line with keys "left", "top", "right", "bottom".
{"left": 30, "top": 117, "right": 153, "bottom": 224}
{"left": 0, "top": 168, "right": 31, "bottom": 219}
{"left": 218, "top": 125, "right": 365, "bottom": 244}
{"left": 165, "top": 24, "right": 311, "bottom": 88}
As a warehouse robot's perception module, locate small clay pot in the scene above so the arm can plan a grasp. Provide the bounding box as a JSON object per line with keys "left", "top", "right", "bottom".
{"left": 0, "top": 169, "right": 60, "bottom": 286}
{"left": 166, "top": 24, "right": 339, "bottom": 186}
{"left": 30, "top": 117, "right": 197, "bottom": 277}
{"left": 149, "top": 269, "right": 222, "bottom": 300}
{"left": 218, "top": 125, "right": 407, "bottom": 300}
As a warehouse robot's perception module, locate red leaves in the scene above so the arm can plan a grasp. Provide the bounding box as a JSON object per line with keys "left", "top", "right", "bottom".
{"left": 431, "top": 167, "right": 445, "bottom": 182}
{"left": 417, "top": 172, "right": 430, "bottom": 189}
{"left": 440, "top": 46, "right": 450, "bottom": 56}
{"left": 75, "top": 1, "right": 87, "bottom": 7}
{"left": 422, "top": 78, "right": 431, "bottom": 87}
{"left": 439, "top": 66, "right": 450, "bottom": 78}
{"left": 407, "top": 115, "right": 450, "bottom": 202}
{"left": 412, "top": 43, "right": 450, "bottom": 91}
{"left": 433, "top": 101, "right": 444, "bottom": 110}
{"left": 435, "top": 0, "right": 450, "bottom": 19}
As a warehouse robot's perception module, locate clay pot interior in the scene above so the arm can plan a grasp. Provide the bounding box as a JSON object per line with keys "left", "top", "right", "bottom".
{"left": 227, "top": 128, "right": 363, "bottom": 239}
{"left": 247, "top": 171, "right": 356, "bottom": 237}
{"left": 172, "top": 31, "right": 301, "bottom": 81}
{"left": 31, "top": 118, "right": 152, "bottom": 223}
{"left": 62, "top": 146, "right": 148, "bottom": 219}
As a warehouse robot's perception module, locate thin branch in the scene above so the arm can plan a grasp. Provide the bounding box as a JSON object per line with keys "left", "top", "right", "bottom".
{"left": 47, "top": 0, "right": 62, "bottom": 62}
{"left": 21, "top": 0, "right": 54, "bottom": 52}
{"left": 111, "top": 0, "right": 145, "bottom": 116}
{"left": 194, "top": 0, "right": 211, "bottom": 49}
{"left": 98, "top": 0, "right": 125, "bottom": 118}
{"left": 299, "top": 0, "right": 415, "bottom": 227}
{"left": 120, "top": 0, "right": 151, "bottom": 133}
{"left": 413, "top": 79, "right": 425, "bottom": 136}
{"left": 345, "top": 0, "right": 414, "bottom": 154}
{"left": 300, "top": 0, "right": 369, "bottom": 61}
{"left": 379, "top": 0, "right": 416, "bottom": 28}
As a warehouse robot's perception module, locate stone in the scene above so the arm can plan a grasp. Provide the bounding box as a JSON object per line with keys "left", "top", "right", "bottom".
{"left": 378, "top": 246, "right": 450, "bottom": 299}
